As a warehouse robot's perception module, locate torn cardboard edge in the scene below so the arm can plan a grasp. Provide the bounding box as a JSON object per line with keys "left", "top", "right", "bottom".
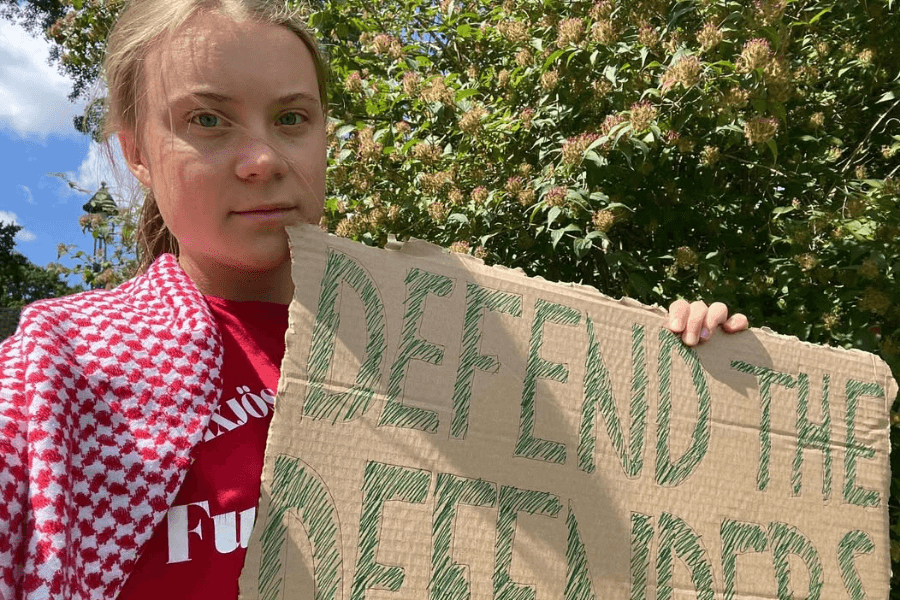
{"left": 240, "top": 224, "right": 896, "bottom": 600}
{"left": 385, "top": 233, "right": 895, "bottom": 365}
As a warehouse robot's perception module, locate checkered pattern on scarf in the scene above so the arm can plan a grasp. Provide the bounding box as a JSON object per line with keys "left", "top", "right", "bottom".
{"left": 0, "top": 254, "right": 223, "bottom": 599}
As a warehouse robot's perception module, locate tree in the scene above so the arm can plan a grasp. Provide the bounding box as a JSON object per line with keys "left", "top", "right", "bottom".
{"left": 0, "top": 0, "right": 101, "bottom": 102}
{"left": 6, "top": 0, "right": 900, "bottom": 592}
{"left": 0, "top": 222, "right": 81, "bottom": 308}
{"left": 49, "top": 174, "right": 138, "bottom": 290}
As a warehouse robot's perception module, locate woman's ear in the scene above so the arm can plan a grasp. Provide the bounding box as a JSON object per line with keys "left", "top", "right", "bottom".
{"left": 118, "top": 130, "right": 152, "bottom": 188}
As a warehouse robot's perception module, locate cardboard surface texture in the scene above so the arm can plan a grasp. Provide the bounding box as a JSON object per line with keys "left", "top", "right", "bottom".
{"left": 239, "top": 224, "right": 897, "bottom": 600}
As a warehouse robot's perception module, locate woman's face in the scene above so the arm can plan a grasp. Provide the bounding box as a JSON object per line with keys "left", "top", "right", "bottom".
{"left": 120, "top": 11, "right": 326, "bottom": 296}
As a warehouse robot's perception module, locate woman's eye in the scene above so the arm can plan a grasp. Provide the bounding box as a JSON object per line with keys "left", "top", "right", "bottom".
{"left": 278, "top": 112, "right": 305, "bottom": 126}
{"left": 192, "top": 113, "right": 220, "bottom": 128}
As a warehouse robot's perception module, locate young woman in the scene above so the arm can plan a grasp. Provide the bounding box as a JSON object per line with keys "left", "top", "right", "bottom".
{"left": 0, "top": 0, "right": 747, "bottom": 598}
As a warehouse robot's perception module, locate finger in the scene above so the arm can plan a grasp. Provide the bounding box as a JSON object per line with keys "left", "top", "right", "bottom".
{"left": 701, "top": 302, "right": 730, "bottom": 341}
{"left": 682, "top": 300, "right": 708, "bottom": 346}
{"left": 722, "top": 312, "right": 749, "bottom": 333}
{"left": 665, "top": 299, "right": 690, "bottom": 332}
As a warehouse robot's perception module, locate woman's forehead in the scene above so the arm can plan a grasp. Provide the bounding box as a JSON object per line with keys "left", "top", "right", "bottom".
{"left": 144, "top": 12, "right": 319, "bottom": 102}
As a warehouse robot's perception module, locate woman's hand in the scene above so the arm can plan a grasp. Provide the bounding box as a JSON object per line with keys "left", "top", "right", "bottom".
{"left": 665, "top": 300, "right": 749, "bottom": 346}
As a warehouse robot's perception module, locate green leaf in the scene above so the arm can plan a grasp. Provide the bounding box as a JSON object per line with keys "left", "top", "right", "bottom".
{"left": 479, "top": 232, "right": 500, "bottom": 245}
{"left": 584, "top": 150, "right": 605, "bottom": 166}
{"left": 550, "top": 224, "right": 580, "bottom": 249}
{"left": 716, "top": 124, "right": 744, "bottom": 134}
{"left": 612, "top": 122, "right": 631, "bottom": 145}
{"left": 457, "top": 24, "right": 473, "bottom": 38}
{"left": 639, "top": 47, "right": 649, "bottom": 67}
{"left": 627, "top": 272, "right": 651, "bottom": 298}
{"left": 632, "top": 138, "right": 650, "bottom": 156}
{"left": 566, "top": 50, "right": 584, "bottom": 67}
{"left": 455, "top": 88, "right": 480, "bottom": 102}
{"left": 877, "top": 91, "right": 897, "bottom": 104}
{"left": 573, "top": 237, "right": 593, "bottom": 258}
{"left": 603, "top": 65, "right": 617, "bottom": 84}
{"left": 550, "top": 227, "right": 566, "bottom": 248}
{"left": 772, "top": 206, "right": 795, "bottom": 217}
{"left": 765, "top": 138, "right": 778, "bottom": 162}
{"left": 807, "top": 7, "right": 832, "bottom": 25}
{"left": 547, "top": 206, "right": 562, "bottom": 227}
{"left": 771, "top": 102, "right": 787, "bottom": 124}
{"left": 448, "top": 213, "right": 469, "bottom": 225}
{"left": 668, "top": 2, "right": 694, "bottom": 25}
{"left": 542, "top": 49, "right": 566, "bottom": 70}
{"left": 308, "top": 12, "right": 325, "bottom": 28}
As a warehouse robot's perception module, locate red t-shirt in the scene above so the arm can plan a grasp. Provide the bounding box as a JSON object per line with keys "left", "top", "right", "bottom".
{"left": 117, "top": 296, "right": 288, "bottom": 599}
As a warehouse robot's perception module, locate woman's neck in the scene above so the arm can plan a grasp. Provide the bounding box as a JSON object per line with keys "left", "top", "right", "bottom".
{"left": 178, "top": 255, "right": 294, "bottom": 304}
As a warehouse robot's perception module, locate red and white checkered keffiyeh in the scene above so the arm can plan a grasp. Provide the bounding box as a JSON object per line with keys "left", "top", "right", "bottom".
{"left": 0, "top": 254, "right": 224, "bottom": 599}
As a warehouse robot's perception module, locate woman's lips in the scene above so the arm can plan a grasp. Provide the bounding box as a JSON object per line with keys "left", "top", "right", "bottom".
{"left": 233, "top": 206, "right": 299, "bottom": 221}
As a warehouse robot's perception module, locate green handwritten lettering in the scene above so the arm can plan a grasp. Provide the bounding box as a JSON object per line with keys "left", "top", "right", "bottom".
{"left": 794, "top": 374, "right": 832, "bottom": 499}
{"left": 720, "top": 519, "right": 767, "bottom": 600}
{"left": 431, "top": 473, "right": 498, "bottom": 600}
{"left": 656, "top": 513, "right": 715, "bottom": 600}
{"left": 656, "top": 330, "right": 712, "bottom": 486}
{"left": 844, "top": 380, "right": 884, "bottom": 507}
{"left": 838, "top": 530, "right": 875, "bottom": 600}
{"left": 580, "top": 321, "right": 647, "bottom": 476}
{"left": 494, "top": 485, "right": 562, "bottom": 600}
{"left": 516, "top": 299, "right": 580, "bottom": 464}
{"left": 452, "top": 284, "right": 522, "bottom": 439}
{"left": 352, "top": 461, "right": 430, "bottom": 600}
{"left": 305, "top": 248, "right": 386, "bottom": 422}
{"left": 629, "top": 513, "right": 653, "bottom": 600}
{"left": 769, "top": 521, "right": 823, "bottom": 600}
{"left": 258, "top": 455, "right": 342, "bottom": 600}
{"left": 730, "top": 361, "right": 794, "bottom": 491}
{"left": 379, "top": 268, "right": 454, "bottom": 432}
{"left": 565, "top": 502, "right": 596, "bottom": 600}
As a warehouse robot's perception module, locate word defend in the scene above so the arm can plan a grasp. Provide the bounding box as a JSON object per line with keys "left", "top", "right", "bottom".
{"left": 239, "top": 225, "right": 896, "bottom": 600}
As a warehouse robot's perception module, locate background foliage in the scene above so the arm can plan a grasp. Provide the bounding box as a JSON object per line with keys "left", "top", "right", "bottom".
{"left": 46, "top": 174, "right": 139, "bottom": 290}
{"left": 5, "top": 0, "right": 900, "bottom": 592}
{"left": 0, "top": 222, "right": 80, "bottom": 310}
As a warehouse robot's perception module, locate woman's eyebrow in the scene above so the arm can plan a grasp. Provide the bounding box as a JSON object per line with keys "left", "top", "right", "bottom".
{"left": 169, "top": 91, "right": 319, "bottom": 105}
{"left": 169, "top": 91, "right": 232, "bottom": 106}
{"left": 276, "top": 92, "right": 319, "bottom": 105}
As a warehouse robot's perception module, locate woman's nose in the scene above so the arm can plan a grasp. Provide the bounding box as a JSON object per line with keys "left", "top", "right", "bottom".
{"left": 234, "top": 134, "right": 286, "bottom": 181}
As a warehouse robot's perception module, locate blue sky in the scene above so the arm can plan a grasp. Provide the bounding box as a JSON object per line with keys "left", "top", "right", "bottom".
{"left": 0, "top": 17, "right": 134, "bottom": 273}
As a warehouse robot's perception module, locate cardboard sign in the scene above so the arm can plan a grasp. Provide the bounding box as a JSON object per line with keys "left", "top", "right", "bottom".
{"left": 239, "top": 224, "right": 896, "bottom": 600}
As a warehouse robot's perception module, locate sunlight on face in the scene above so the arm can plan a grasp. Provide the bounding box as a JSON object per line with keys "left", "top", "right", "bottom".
{"left": 124, "top": 10, "right": 327, "bottom": 299}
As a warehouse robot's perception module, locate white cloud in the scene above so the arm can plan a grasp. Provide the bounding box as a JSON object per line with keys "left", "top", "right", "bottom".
{"left": 0, "top": 210, "right": 37, "bottom": 242}
{"left": 77, "top": 142, "right": 117, "bottom": 191}
{"left": 0, "top": 19, "right": 84, "bottom": 139}
{"left": 18, "top": 184, "right": 35, "bottom": 205}
{"left": 76, "top": 141, "right": 142, "bottom": 209}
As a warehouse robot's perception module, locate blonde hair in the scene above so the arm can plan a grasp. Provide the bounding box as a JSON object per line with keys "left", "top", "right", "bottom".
{"left": 101, "top": 0, "right": 328, "bottom": 273}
